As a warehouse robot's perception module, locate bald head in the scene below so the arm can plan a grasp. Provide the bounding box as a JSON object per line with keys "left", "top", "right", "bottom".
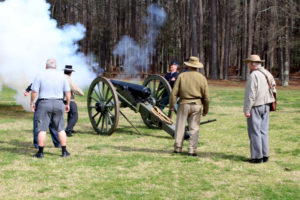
{"left": 46, "top": 59, "right": 57, "bottom": 69}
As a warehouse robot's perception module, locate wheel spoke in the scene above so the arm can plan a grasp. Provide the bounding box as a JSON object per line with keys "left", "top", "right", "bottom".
{"left": 101, "top": 113, "right": 105, "bottom": 131}
{"left": 106, "top": 95, "right": 113, "bottom": 104}
{"left": 93, "top": 88, "right": 101, "bottom": 101}
{"left": 97, "top": 82, "right": 103, "bottom": 99}
{"left": 96, "top": 113, "right": 103, "bottom": 126}
{"left": 156, "top": 88, "right": 165, "bottom": 99}
{"left": 91, "top": 96, "right": 99, "bottom": 103}
{"left": 105, "top": 114, "right": 109, "bottom": 132}
{"left": 92, "top": 111, "right": 100, "bottom": 119}
{"left": 105, "top": 85, "right": 110, "bottom": 100}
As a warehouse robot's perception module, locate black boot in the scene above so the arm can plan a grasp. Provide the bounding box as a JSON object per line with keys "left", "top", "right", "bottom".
{"left": 66, "top": 131, "right": 73, "bottom": 137}
{"left": 33, "top": 146, "right": 44, "bottom": 158}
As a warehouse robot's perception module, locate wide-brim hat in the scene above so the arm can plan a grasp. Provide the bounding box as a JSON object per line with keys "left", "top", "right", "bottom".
{"left": 63, "top": 65, "right": 75, "bottom": 72}
{"left": 244, "top": 55, "right": 265, "bottom": 63}
{"left": 184, "top": 56, "right": 203, "bottom": 68}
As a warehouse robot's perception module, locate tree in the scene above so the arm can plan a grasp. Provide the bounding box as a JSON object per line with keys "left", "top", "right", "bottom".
{"left": 210, "top": 0, "right": 218, "bottom": 79}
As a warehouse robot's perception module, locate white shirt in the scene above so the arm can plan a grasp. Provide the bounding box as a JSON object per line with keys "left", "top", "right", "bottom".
{"left": 31, "top": 68, "right": 70, "bottom": 99}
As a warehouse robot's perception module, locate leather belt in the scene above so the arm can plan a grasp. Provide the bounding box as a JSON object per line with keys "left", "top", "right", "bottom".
{"left": 38, "top": 98, "right": 63, "bottom": 101}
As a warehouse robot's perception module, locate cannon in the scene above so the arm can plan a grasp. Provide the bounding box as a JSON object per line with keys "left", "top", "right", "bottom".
{"left": 87, "top": 75, "right": 216, "bottom": 137}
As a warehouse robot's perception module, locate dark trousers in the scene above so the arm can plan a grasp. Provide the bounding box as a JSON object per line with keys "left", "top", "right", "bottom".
{"left": 33, "top": 101, "right": 60, "bottom": 147}
{"left": 65, "top": 101, "right": 78, "bottom": 133}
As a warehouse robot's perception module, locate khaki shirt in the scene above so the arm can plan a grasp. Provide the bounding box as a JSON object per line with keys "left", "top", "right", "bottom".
{"left": 170, "top": 71, "right": 209, "bottom": 114}
{"left": 65, "top": 75, "right": 84, "bottom": 101}
{"left": 243, "top": 67, "right": 276, "bottom": 113}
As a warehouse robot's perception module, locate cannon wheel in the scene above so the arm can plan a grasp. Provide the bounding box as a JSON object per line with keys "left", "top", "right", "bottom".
{"left": 87, "top": 76, "right": 120, "bottom": 135}
{"left": 141, "top": 75, "right": 172, "bottom": 128}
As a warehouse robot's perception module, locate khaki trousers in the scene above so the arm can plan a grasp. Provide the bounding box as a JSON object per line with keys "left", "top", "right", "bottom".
{"left": 174, "top": 103, "right": 201, "bottom": 154}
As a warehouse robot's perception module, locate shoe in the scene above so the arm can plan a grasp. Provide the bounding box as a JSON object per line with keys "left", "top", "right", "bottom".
{"left": 248, "top": 158, "right": 263, "bottom": 164}
{"left": 33, "top": 152, "right": 44, "bottom": 159}
{"left": 71, "top": 130, "right": 77, "bottom": 133}
{"left": 263, "top": 157, "right": 269, "bottom": 163}
{"left": 62, "top": 151, "right": 70, "bottom": 158}
{"left": 188, "top": 153, "right": 197, "bottom": 157}
{"left": 66, "top": 132, "right": 73, "bottom": 137}
{"left": 54, "top": 145, "right": 61, "bottom": 148}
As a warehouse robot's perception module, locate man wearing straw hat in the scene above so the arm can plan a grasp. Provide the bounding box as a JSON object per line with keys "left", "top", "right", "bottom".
{"left": 63, "top": 65, "right": 84, "bottom": 137}
{"left": 244, "top": 54, "right": 276, "bottom": 164}
{"left": 170, "top": 56, "right": 209, "bottom": 156}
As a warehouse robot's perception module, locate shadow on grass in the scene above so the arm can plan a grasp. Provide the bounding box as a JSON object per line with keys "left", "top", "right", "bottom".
{"left": 115, "top": 127, "right": 172, "bottom": 140}
{"left": 110, "top": 145, "right": 247, "bottom": 161}
{"left": 0, "top": 139, "right": 58, "bottom": 156}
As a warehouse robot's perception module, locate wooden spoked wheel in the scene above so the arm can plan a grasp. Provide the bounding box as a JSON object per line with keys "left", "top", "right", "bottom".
{"left": 141, "top": 75, "right": 172, "bottom": 128}
{"left": 87, "top": 77, "right": 120, "bottom": 135}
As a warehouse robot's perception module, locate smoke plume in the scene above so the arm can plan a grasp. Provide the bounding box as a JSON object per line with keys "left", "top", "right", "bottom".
{"left": 0, "top": 0, "right": 96, "bottom": 111}
{"left": 113, "top": 4, "right": 166, "bottom": 77}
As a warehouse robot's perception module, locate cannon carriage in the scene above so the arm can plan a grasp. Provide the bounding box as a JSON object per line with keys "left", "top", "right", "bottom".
{"left": 87, "top": 75, "right": 216, "bottom": 138}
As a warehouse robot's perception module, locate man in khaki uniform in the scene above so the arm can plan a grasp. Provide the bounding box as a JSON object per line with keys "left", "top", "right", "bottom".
{"left": 63, "top": 65, "right": 84, "bottom": 137}
{"left": 170, "top": 56, "right": 209, "bottom": 156}
{"left": 244, "top": 55, "right": 276, "bottom": 164}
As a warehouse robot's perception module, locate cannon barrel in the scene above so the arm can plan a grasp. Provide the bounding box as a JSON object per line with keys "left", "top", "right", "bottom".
{"left": 110, "top": 79, "right": 151, "bottom": 106}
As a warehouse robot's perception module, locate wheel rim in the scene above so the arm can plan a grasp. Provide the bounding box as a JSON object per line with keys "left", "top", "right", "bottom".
{"left": 141, "top": 75, "right": 172, "bottom": 128}
{"left": 87, "top": 77, "right": 120, "bottom": 135}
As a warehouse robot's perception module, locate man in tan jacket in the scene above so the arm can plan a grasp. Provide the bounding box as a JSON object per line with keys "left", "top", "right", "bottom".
{"left": 170, "top": 56, "right": 209, "bottom": 156}
{"left": 244, "top": 55, "right": 276, "bottom": 163}
{"left": 64, "top": 65, "right": 84, "bottom": 137}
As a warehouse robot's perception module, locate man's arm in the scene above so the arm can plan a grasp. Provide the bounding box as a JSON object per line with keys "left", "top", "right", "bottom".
{"left": 69, "top": 78, "right": 84, "bottom": 96}
{"left": 201, "top": 79, "right": 209, "bottom": 116}
{"left": 30, "top": 91, "right": 38, "bottom": 112}
{"left": 64, "top": 91, "right": 71, "bottom": 112}
{"left": 24, "top": 83, "right": 32, "bottom": 96}
{"left": 243, "top": 75, "right": 256, "bottom": 117}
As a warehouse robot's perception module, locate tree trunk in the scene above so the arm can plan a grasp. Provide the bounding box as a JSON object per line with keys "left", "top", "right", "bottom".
{"left": 246, "top": 0, "right": 254, "bottom": 77}
{"left": 198, "top": 0, "right": 205, "bottom": 75}
{"left": 283, "top": 2, "right": 290, "bottom": 86}
{"left": 241, "top": 0, "right": 247, "bottom": 80}
{"left": 223, "top": 0, "right": 231, "bottom": 80}
{"left": 210, "top": 0, "right": 218, "bottom": 79}
{"left": 190, "top": 0, "right": 197, "bottom": 57}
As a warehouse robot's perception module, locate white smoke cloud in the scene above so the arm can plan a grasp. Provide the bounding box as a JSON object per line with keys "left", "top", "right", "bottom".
{"left": 0, "top": 0, "right": 96, "bottom": 110}
{"left": 113, "top": 4, "right": 166, "bottom": 77}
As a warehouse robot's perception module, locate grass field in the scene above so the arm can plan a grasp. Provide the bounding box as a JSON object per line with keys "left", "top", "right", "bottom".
{"left": 0, "top": 82, "right": 299, "bottom": 199}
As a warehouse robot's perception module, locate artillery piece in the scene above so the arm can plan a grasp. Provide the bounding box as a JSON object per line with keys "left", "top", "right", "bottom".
{"left": 87, "top": 75, "right": 216, "bottom": 138}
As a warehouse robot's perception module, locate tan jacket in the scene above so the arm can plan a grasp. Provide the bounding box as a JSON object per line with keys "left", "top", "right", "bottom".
{"left": 243, "top": 67, "right": 276, "bottom": 113}
{"left": 65, "top": 75, "right": 84, "bottom": 101}
{"left": 170, "top": 71, "right": 209, "bottom": 114}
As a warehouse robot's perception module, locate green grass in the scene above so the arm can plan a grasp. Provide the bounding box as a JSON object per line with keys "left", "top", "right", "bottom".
{"left": 0, "top": 84, "right": 299, "bottom": 200}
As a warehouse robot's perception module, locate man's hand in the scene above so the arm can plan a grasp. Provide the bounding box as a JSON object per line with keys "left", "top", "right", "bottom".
{"left": 202, "top": 113, "right": 207, "bottom": 117}
{"left": 65, "top": 104, "right": 70, "bottom": 112}
{"left": 244, "top": 113, "right": 251, "bottom": 118}
{"left": 24, "top": 91, "right": 29, "bottom": 96}
{"left": 171, "top": 77, "right": 176, "bottom": 81}
{"left": 31, "top": 104, "right": 35, "bottom": 112}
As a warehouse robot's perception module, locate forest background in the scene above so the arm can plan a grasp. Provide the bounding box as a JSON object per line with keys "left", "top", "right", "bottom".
{"left": 35, "top": 0, "right": 300, "bottom": 83}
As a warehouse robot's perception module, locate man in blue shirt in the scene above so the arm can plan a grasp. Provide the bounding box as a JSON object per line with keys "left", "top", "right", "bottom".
{"left": 31, "top": 59, "right": 71, "bottom": 158}
{"left": 164, "top": 61, "right": 179, "bottom": 88}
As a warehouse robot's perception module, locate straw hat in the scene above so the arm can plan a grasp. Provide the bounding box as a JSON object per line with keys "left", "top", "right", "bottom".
{"left": 244, "top": 55, "right": 265, "bottom": 63}
{"left": 184, "top": 56, "right": 203, "bottom": 68}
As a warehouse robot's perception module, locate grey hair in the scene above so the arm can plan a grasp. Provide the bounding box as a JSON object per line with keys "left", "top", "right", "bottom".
{"left": 46, "top": 59, "right": 57, "bottom": 68}
{"left": 252, "top": 62, "right": 261, "bottom": 67}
